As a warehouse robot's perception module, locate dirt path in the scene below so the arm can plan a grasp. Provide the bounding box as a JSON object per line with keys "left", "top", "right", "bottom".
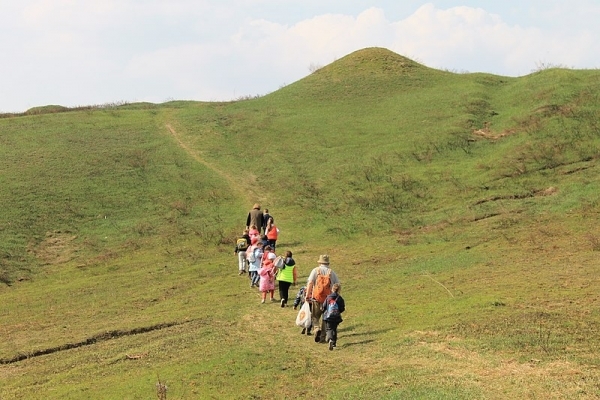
{"left": 165, "top": 123, "right": 259, "bottom": 202}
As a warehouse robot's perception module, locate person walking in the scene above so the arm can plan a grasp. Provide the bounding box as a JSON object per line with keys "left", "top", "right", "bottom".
{"left": 234, "top": 229, "right": 251, "bottom": 275}
{"left": 304, "top": 254, "right": 340, "bottom": 342}
{"left": 247, "top": 241, "right": 263, "bottom": 288}
{"left": 265, "top": 217, "right": 278, "bottom": 250}
{"left": 292, "top": 285, "right": 311, "bottom": 334}
{"left": 259, "top": 251, "right": 277, "bottom": 303}
{"left": 262, "top": 209, "right": 272, "bottom": 235}
{"left": 248, "top": 225, "right": 260, "bottom": 242}
{"left": 322, "top": 283, "right": 345, "bottom": 350}
{"left": 246, "top": 204, "right": 264, "bottom": 233}
{"left": 276, "top": 251, "right": 297, "bottom": 308}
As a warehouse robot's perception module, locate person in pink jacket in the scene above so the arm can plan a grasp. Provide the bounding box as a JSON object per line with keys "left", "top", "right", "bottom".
{"left": 259, "top": 251, "right": 277, "bottom": 303}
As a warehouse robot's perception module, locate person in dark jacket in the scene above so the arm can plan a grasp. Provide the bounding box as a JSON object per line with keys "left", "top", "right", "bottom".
{"left": 233, "top": 229, "right": 251, "bottom": 275}
{"left": 246, "top": 204, "right": 264, "bottom": 233}
{"left": 262, "top": 209, "right": 272, "bottom": 234}
{"left": 322, "top": 283, "right": 345, "bottom": 350}
{"left": 276, "top": 250, "right": 297, "bottom": 308}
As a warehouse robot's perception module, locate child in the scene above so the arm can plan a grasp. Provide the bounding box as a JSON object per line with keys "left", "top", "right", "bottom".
{"left": 293, "top": 286, "right": 312, "bottom": 335}
{"left": 322, "top": 283, "right": 345, "bottom": 350}
{"left": 247, "top": 241, "right": 263, "bottom": 288}
{"left": 293, "top": 286, "right": 307, "bottom": 310}
{"left": 265, "top": 217, "right": 278, "bottom": 250}
{"left": 233, "top": 229, "right": 251, "bottom": 275}
{"left": 262, "top": 209, "right": 272, "bottom": 234}
{"left": 260, "top": 234, "right": 269, "bottom": 248}
{"left": 248, "top": 225, "right": 260, "bottom": 242}
{"left": 258, "top": 252, "right": 277, "bottom": 303}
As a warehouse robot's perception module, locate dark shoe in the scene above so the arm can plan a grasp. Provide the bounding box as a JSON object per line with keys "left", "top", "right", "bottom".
{"left": 301, "top": 328, "right": 306, "bottom": 334}
{"left": 314, "top": 330, "right": 321, "bottom": 343}
{"left": 306, "top": 328, "right": 312, "bottom": 336}
{"left": 280, "top": 299, "right": 285, "bottom": 308}
{"left": 329, "top": 340, "right": 334, "bottom": 351}
{"left": 293, "top": 305, "right": 297, "bottom": 310}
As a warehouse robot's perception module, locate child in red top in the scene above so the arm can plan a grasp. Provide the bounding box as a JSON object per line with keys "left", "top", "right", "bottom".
{"left": 265, "top": 217, "right": 278, "bottom": 250}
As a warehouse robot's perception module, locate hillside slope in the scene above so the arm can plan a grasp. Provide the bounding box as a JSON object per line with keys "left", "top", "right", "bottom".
{"left": 1, "top": 47, "right": 600, "bottom": 398}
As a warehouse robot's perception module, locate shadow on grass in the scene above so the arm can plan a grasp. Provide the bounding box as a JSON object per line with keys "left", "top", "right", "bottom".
{"left": 339, "top": 339, "right": 376, "bottom": 348}
{"left": 339, "top": 324, "right": 392, "bottom": 338}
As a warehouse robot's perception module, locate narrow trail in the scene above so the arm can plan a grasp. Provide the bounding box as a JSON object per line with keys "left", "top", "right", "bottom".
{"left": 165, "top": 123, "right": 259, "bottom": 203}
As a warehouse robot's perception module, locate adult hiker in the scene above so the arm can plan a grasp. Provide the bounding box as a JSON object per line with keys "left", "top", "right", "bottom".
{"left": 234, "top": 229, "right": 251, "bottom": 275}
{"left": 246, "top": 203, "right": 264, "bottom": 233}
{"left": 275, "top": 250, "right": 297, "bottom": 308}
{"left": 304, "top": 254, "right": 340, "bottom": 342}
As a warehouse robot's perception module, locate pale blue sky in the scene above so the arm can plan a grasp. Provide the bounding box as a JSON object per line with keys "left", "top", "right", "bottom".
{"left": 1, "top": 0, "right": 599, "bottom": 112}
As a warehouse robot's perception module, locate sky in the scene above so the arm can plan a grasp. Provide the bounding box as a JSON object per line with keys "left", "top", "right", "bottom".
{"left": 1, "top": 0, "right": 600, "bottom": 113}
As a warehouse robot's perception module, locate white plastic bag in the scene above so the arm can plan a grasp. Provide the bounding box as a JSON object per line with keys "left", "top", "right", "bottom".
{"left": 273, "top": 256, "right": 285, "bottom": 269}
{"left": 295, "top": 301, "right": 312, "bottom": 328}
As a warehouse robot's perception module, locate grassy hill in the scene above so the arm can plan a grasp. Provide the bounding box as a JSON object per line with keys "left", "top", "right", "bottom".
{"left": 1, "top": 47, "right": 599, "bottom": 399}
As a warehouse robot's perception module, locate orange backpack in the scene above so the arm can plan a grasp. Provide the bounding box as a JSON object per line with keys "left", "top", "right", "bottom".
{"left": 312, "top": 269, "right": 332, "bottom": 303}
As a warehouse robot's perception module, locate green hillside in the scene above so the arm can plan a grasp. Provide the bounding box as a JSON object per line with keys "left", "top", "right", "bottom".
{"left": 1, "top": 47, "right": 599, "bottom": 399}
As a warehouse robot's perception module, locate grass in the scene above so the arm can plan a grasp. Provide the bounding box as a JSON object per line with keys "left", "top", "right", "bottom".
{"left": 1, "top": 47, "right": 600, "bottom": 398}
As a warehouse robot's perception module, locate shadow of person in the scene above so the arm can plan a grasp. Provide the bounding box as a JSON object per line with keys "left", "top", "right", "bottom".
{"left": 338, "top": 339, "right": 375, "bottom": 348}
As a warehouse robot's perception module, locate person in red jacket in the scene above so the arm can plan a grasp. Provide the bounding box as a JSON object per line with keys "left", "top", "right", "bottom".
{"left": 265, "top": 217, "right": 278, "bottom": 250}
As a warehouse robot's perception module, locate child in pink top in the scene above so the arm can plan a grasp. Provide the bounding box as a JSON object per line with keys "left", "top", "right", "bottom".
{"left": 248, "top": 225, "right": 260, "bottom": 242}
{"left": 258, "top": 251, "right": 277, "bottom": 303}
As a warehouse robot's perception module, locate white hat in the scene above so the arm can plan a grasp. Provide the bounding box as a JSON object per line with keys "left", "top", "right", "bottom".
{"left": 267, "top": 252, "right": 277, "bottom": 260}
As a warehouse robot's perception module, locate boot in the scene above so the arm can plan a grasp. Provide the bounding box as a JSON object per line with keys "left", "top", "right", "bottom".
{"left": 314, "top": 329, "right": 321, "bottom": 343}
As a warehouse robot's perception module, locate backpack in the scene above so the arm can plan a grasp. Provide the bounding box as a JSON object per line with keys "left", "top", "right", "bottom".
{"left": 312, "top": 269, "right": 332, "bottom": 303}
{"left": 236, "top": 237, "right": 248, "bottom": 251}
{"left": 323, "top": 295, "right": 341, "bottom": 321}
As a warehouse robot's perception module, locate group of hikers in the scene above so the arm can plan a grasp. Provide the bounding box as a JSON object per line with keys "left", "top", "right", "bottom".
{"left": 234, "top": 204, "right": 346, "bottom": 350}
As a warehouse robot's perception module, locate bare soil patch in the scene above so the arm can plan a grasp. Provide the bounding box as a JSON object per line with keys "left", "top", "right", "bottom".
{"left": 29, "top": 231, "right": 78, "bottom": 265}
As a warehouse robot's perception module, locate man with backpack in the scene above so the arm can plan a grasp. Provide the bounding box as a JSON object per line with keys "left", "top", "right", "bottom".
{"left": 304, "top": 254, "right": 341, "bottom": 343}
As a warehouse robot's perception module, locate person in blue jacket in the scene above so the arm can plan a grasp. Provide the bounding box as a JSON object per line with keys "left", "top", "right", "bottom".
{"left": 322, "top": 283, "right": 345, "bottom": 350}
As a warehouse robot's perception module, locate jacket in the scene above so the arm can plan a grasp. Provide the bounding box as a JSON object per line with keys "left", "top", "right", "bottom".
{"left": 322, "top": 292, "right": 345, "bottom": 322}
{"left": 276, "top": 257, "right": 296, "bottom": 283}
{"left": 246, "top": 208, "right": 264, "bottom": 231}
